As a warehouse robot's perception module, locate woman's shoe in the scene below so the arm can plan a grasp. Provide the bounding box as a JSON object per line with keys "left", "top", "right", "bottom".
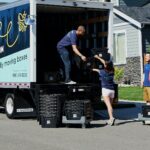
{"left": 106, "top": 118, "right": 115, "bottom": 126}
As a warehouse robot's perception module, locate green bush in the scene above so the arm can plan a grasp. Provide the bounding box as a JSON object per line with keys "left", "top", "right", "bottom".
{"left": 114, "top": 67, "right": 124, "bottom": 83}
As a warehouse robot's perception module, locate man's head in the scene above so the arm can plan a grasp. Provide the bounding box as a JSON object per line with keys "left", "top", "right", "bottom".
{"left": 145, "top": 53, "right": 150, "bottom": 62}
{"left": 76, "top": 25, "right": 85, "bottom": 37}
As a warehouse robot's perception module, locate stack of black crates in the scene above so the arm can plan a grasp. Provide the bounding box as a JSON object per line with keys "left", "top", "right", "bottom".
{"left": 36, "top": 84, "right": 95, "bottom": 128}
{"left": 62, "top": 85, "right": 93, "bottom": 128}
{"left": 39, "top": 94, "right": 63, "bottom": 128}
{"left": 36, "top": 84, "right": 65, "bottom": 128}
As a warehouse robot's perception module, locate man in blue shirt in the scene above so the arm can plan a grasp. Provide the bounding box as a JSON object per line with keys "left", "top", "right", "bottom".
{"left": 142, "top": 53, "right": 150, "bottom": 105}
{"left": 57, "top": 26, "right": 86, "bottom": 84}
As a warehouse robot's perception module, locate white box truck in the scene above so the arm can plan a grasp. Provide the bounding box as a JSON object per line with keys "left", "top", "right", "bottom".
{"left": 0, "top": 0, "right": 113, "bottom": 119}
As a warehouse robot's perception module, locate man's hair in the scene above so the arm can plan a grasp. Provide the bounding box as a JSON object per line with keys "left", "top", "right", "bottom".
{"left": 145, "top": 52, "right": 150, "bottom": 55}
{"left": 77, "top": 25, "right": 85, "bottom": 32}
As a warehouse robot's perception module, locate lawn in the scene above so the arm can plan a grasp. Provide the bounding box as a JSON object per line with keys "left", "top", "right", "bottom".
{"left": 118, "top": 86, "right": 143, "bottom": 101}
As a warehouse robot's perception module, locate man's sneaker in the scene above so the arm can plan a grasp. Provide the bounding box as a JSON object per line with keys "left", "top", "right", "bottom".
{"left": 65, "top": 80, "right": 77, "bottom": 84}
{"left": 106, "top": 118, "right": 115, "bottom": 126}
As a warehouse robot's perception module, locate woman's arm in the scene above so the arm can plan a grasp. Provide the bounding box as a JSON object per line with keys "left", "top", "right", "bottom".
{"left": 92, "top": 68, "right": 100, "bottom": 73}
{"left": 94, "top": 55, "right": 106, "bottom": 66}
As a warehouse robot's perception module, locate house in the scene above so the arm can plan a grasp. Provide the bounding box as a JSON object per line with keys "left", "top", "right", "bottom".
{"left": 112, "top": 1, "right": 150, "bottom": 85}
{"left": 110, "top": 0, "right": 150, "bottom": 6}
{"left": 0, "top": 3, "right": 6, "bottom": 5}
{"left": 84, "top": 0, "right": 150, "bottom": 85}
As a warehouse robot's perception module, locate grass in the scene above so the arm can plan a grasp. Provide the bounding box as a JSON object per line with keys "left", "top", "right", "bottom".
{"left": 118, "top": 86, "right": 143, "bottom": 101}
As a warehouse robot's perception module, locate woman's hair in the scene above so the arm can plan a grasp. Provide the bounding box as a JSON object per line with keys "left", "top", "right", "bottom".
{"left": 104, "top": 61, "right": 114, "bottom": 72}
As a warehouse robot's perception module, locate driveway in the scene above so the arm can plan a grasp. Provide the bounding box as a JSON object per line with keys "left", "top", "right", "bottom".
{"left": 0, "top": 100, "right": 149, "bottom": 150}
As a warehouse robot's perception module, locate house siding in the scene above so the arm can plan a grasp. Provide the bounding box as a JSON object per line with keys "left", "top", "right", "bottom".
{"left": 113, "top": 15, "right": 142, "bottom": 85}
{"left": 113, "top": 16, "right": 140, "bottom": 57}
{"left": 113, "top": 14, "right": 127, "bottom": 24}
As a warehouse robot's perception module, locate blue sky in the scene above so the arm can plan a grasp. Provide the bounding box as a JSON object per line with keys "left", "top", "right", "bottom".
{"left": 0, "top": 0, "right": 17, "bottom": 2}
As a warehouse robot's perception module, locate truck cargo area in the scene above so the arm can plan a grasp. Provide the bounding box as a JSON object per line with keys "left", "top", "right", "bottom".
{"left": 36, "top": 4, "right": 109, "bottom": 84}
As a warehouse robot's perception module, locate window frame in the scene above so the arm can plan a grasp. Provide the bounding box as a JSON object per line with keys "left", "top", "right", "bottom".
{"left": 113, "top": 30, "right": 127, "bottom": 65}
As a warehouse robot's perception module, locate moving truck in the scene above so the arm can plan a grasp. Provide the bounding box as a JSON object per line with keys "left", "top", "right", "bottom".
{"left": 0, "top": 0, "right": 113, "bottom": 119}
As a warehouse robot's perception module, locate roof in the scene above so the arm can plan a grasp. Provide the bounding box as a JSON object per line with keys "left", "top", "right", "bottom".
{"left": 141, "top": 0, "right": 150, "bottom": 6}
{"left": 0, "top": 3, "right": 6, "bottom": 6}
{"left": 120, "top": 0, "right": 150, "bottom": 7}
{"left": 114, "top": 6, "right": 150, "bottom": 28}
{"left": 143, "top": 2, "right": 150, "bottom": 8}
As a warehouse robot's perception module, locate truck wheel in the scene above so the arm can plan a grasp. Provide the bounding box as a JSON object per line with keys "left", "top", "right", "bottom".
{"left": 5, "top": 94, "right": 15, "bottom": 119}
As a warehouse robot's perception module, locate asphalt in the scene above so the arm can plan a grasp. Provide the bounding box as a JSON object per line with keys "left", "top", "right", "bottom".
{"left": 0, "top": 100, "right": 150, "bottom": 150}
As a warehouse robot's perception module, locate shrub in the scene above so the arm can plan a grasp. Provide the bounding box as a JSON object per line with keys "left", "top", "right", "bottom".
{"left": 114, "top": 67, "right": 124, "bottom": 84}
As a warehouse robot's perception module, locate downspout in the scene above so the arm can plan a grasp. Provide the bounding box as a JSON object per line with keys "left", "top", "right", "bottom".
{"left": 139, "top": 23, "right": 145, "bottom": 84}
{"left": 30, "top": 0, "right": 37, "bottom": 82}
{"left": 108, "top": 6, "right": 113, "bottom": 54}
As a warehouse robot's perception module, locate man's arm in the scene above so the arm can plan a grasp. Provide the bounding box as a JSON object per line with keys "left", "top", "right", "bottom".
{"left": 72, "top": 45, "right": 86, "bottom": 61}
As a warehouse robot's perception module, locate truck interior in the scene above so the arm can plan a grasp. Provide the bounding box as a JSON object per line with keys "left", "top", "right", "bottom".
{"left": 36, "top": 4, "right": 109, "bottom": 84}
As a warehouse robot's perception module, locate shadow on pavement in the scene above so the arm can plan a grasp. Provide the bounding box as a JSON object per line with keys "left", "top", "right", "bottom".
{"left": 0, "top": 101, "right": 147, "bottom": 127}
{"left": 94, "top": 100, "right": 146, "bottom": 125}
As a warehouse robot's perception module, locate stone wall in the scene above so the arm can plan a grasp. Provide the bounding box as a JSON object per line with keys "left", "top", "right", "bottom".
{"left": 115, "top": 57, "right": 141, "bottom": 85}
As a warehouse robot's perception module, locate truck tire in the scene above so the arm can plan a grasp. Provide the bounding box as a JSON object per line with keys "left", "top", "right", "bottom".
{"left": 5, "top": 94, "right": 15, "bottom": 119}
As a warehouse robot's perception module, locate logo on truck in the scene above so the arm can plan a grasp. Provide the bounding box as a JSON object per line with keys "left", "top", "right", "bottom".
{"left": 0, "top": 4, "right": 30, "bottom": 83}
{"left": 0, "top": 11, "right": 28, "bottom": 48}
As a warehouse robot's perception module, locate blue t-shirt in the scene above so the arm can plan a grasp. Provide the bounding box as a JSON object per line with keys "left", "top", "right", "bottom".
{"left": 144, "top": 63, "right": 150, "bottom": 87}
{"left": 99, "top": 69, "right": 114, "bottom": 90}
{"left": 57, "top": 30, "right": 77, "bottom": 49}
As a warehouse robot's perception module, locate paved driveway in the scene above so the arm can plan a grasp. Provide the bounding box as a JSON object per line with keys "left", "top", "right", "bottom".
{"left": 0, "top": 101, "right": 149, "bottom": 150}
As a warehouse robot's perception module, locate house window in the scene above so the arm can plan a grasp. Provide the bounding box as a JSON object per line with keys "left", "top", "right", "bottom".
{"left": 113, "top": 31, "right": 126, "bottom": 64}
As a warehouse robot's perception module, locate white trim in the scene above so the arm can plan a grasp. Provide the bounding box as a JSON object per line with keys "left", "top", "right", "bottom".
{"left": 0, "top": 0, "right": 29, "bottom": 11}
{"left": 138, "top": 29, "right": 143, "bottom": 83}
{"left": 115, "top": 0, "right": 119, "bottom": 6}
{"left": 113, "top": 8, "right": 141, "bottom": 28}
{"left": 111, "top": 0, "right": 119, "bottom": 6}
{"left": 113, "top": 22, "right": 129, "bottom": 27}
{"left": 113, "top": 29, "right": 126, "bottom": 34}
{"left": 0, "top": 82, "right": 30, "bottom": 89}
{"left": 108, "top": 7, "right": 113, "bottom": 55}
{"left": 113, "top": 29, "right": 127, "bottom": 65}
{"left": 36, "top": 0, "right": 113, "bottom": 10}
{"left": 30, "top": 0, "right": 36, "bottom": 82}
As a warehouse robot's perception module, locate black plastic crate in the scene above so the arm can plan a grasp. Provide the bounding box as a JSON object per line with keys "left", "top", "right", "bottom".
{"left": 142, "top": 105, "right": 150, "bottom": 117}
{"left": 40, "top": 116, "right": 59, "bottom": 128}
{"left": 67, "top": 86, "right": 92, "bottom": 100}
{"left": 63, "top": 99, "right": 93, "bottom": 121}
{"left": 38, "top": 94, "right": 65, "bottom": 128}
